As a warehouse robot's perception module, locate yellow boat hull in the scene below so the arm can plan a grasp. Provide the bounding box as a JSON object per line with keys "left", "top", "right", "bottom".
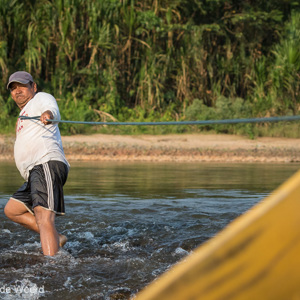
{"left": 135, "top": 170, "right": 300, "bottom": 300}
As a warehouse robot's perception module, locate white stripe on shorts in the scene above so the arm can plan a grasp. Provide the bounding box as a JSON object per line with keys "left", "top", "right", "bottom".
{"left": 42, "top": 163, "right": 54, "bottom": 211}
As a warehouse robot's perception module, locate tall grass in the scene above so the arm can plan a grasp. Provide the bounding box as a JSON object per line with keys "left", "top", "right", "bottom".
{"left": 0, "top": 0, "right": 299, "bottom": 136}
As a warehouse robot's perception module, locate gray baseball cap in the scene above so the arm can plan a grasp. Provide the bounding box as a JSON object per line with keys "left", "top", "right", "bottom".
{"left": 7, "top": 71, "right": 34, "bottom": 90}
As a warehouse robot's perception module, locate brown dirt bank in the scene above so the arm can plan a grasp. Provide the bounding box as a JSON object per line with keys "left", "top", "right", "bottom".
{"left": 1, "top": 133, "right": 300, "bottom": 163}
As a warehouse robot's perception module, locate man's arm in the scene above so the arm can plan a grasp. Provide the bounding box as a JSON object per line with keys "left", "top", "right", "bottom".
{"left": 40, "top": 110, "right": 54, "bottom": 125}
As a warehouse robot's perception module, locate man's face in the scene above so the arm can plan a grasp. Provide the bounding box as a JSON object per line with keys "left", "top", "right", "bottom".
{"left": 10, "top": 82, "right": 37, "bottom": 110}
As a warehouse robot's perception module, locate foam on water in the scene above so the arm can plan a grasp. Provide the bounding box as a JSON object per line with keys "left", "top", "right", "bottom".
{"left": 0, "top": 196, "right": 258, "bottom": 300}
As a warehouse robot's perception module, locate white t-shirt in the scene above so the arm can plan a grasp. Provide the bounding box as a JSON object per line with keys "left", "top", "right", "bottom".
{"left": 14, "top": 92, "right": 69, "bottom": 181}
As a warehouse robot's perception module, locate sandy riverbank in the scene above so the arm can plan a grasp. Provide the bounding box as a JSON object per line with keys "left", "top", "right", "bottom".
{"left": 1, "top": 133, "right": 299, "bottom": 163}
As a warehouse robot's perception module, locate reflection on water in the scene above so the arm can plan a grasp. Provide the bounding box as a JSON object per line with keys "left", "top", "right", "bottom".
{"left": 0, "top": 161, "right": 299, "bottom": 299}
{"left": 65, "top": 161, "right": 300, "bottom": 196}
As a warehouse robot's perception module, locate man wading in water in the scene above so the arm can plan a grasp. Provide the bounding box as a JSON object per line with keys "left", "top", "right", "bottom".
{"left": 4, "top": 71, "right": 69, "bottom": 256}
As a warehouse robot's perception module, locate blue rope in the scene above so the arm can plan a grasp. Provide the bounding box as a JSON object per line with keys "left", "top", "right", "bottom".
{"left": 19, "top": 115, "right": 300, "bottom": 126}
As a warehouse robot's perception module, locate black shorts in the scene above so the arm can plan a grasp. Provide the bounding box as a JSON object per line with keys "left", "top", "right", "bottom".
{"left": 11, "top": 161, "right": 69, "bottom": 215}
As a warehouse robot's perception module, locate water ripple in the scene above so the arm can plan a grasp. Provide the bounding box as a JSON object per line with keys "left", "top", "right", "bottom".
{"left": 1, "top": 161, "right": 294, "bottom": 299}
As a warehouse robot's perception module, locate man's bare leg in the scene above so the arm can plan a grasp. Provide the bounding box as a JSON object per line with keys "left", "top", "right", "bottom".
{"left": 4, "top": 198, "right": 67, "bottom": 253}
{"left": 34, "top": 206, "right": 59, "bottom": 256}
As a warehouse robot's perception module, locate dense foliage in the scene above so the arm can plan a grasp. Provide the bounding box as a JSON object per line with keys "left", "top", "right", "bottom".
{"left": 0, "top": 0, "right": 299, "bottom": 136}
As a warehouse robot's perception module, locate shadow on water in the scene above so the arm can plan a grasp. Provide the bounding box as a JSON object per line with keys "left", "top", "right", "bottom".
{"left": 0, "top": 161, "right": 299, "bottom": 299}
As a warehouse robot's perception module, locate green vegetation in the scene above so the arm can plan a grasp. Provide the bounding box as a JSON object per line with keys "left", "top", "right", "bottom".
{"left": 0, "top": 0, "right": 299, "bottom": 137}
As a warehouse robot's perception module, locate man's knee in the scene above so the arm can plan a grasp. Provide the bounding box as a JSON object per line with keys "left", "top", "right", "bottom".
{"left": 4, "top": 198, "right": 20, "bottom": 219}
{"left": 4, "top": 202, "right": 12, "bottom": 219}
{"left": 34, "top": 206, "right": 55, "bottom": 229}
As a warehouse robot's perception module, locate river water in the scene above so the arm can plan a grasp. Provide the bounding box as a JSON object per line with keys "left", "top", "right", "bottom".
{"left": 0, "top": 161, "right": 299, "bottom": 299}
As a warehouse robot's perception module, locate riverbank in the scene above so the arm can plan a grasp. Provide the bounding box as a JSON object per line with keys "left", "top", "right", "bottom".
{"left": 1, "top": 133, "right": 299, "bottom": 163}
